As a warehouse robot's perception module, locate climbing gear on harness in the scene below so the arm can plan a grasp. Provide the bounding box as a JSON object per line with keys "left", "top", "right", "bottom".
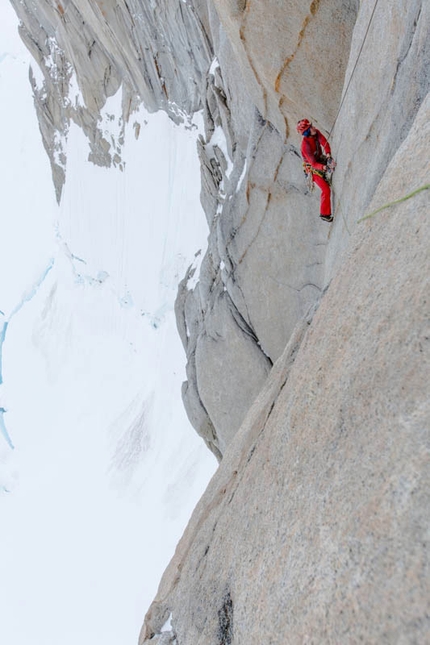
{"left": 303, "top": 160, "right": 333, "bottom": 186}
{"left": 304, "top": 163, "right": 314, "bottom": 191}
{"left": 299, "top": 123, "right": 335, "bottom": 217}
{"left": 303, "top": 162, "right": 325, "bottom": 179}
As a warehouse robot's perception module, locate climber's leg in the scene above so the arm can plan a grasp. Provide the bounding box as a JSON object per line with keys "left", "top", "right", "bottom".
{"left": 312, "top": 174, "right": 332, "bottom": 216}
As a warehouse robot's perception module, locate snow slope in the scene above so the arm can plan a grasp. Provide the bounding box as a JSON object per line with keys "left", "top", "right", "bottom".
{"left": 0, "top": 5, "right": 216, "bottom": 644}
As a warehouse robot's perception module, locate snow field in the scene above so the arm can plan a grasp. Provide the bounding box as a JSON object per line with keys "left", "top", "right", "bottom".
{"left": 0, "top": 5, "right": 216, "bottom": 644}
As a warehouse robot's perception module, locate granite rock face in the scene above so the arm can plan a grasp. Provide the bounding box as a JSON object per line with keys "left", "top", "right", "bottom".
{"left": 10, "top": 0, "right": 430, "bottom": 640}
{"left": 326, "top": 0, "right": 430, "bottom": 280}
{"left": 176, "top": 0, "right": 359, "bottom": 455}
{"left": 10, "top": 0, "right": 213, "bottom": 199}
{"left": 10, "top": 0, "right": 360, "bottom": 456}
{"left": 140, "top": 92, "right": 430, "bottom": 645}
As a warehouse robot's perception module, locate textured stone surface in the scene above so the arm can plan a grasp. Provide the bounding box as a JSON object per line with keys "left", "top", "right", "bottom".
{"left": 187, "top": 0, "right": 428, "bottom": 454}
{"left": 11, "top": 0, "right": 430, "bottom": 639}
{"left": 10, "top": 0, "right": 359, "bottom": 456}
{"left": 140, "top": 93, "right": 430, "bottom": 645}
{"left": 10, "top": 0, "right": 213, "bottom": 199}
{"left": 174, "top": 0, "right": 357, "bottom": 454}
{"left": 326, "top": 0, "right": 430, "bottom": 279}
{"left": 212, "top": 0, "right": 358, "bottom": 134}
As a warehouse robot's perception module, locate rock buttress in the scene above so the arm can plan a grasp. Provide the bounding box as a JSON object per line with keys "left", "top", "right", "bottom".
{"left": 140, "top": 92, "right": 430, "bottom": 645}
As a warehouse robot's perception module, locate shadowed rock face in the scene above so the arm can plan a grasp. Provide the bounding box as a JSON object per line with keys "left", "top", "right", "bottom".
{"left": 10, "top": 0, "right": 430, "bottom": 640}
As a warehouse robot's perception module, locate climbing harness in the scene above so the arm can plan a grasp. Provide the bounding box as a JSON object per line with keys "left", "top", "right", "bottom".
{"left": 302, "top": 128, "right": 334, "bottom": 188}
{"left": 303, "top": 158, "right": 333, "bottom": 189}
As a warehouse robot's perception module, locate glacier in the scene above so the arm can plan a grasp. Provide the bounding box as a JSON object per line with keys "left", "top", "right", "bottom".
{"left": 0, "top": 4, "right": 216, "bottom": 644}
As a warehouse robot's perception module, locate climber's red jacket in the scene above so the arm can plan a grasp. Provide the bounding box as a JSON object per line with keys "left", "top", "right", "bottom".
{"left": 301, "top": 130, "right": 331, "bottom": 171}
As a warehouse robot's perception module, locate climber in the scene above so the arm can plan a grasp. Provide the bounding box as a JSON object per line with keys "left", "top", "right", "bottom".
{"left": 296, "top": 119, "right": 336, "bottom": 223}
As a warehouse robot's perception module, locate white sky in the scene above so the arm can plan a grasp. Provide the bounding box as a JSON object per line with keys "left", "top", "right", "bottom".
{"left": 0, "top": 4, "right": 216, "bottom": 644}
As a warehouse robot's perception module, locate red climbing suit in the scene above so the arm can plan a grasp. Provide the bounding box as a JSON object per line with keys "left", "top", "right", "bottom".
{"left": 301, "top": 129, "right": 332, "bottom": 217}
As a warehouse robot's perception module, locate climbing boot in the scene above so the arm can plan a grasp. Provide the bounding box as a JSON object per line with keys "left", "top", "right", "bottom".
{"left": 320, "top": 214, "right": 333, "bottom": 223}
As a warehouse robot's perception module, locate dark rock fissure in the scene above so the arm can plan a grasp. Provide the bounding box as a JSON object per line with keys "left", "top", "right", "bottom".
{"left": 217, "top": 592, "right": 234, "bottom": 645}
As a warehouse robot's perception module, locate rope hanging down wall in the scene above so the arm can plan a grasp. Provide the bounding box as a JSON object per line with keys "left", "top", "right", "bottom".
{"left": 328, "top": 0, "right": 381, "bottom": 139}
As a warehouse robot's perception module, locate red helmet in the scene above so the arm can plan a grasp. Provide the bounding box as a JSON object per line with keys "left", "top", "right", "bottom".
{"left": 296, "top": 119, "right": 312, "bottom": 134}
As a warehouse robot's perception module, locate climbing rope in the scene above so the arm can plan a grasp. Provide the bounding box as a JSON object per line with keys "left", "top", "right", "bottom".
{"left": 358, "top": 184, "right": 430, "bottom": 222}
{"left": 328, "top": 0, "right": 381, "bottom": 139}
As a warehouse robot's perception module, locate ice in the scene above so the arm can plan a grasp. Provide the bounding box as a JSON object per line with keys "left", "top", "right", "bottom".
{"left": 0, "top": 5, "right": 216, "bottom": 645}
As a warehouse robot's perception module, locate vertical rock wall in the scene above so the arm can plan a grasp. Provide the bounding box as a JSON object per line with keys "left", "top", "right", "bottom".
{"left": 140, "top": 90, "right": 430, "bottom": 645}
{"left": 10, "top": 0, "right": 213, "bottom": 199}
{"left": 326, "top": 0, "right": 430, "bottom": 279}
{"left": 176, "top": 0, "right": 358, "bottom": 456}
{"left": 11, "top": 0, "right": 359, "bottom": 457}
{"left": 10, "top": 0, "right": 430, "bottom": 640}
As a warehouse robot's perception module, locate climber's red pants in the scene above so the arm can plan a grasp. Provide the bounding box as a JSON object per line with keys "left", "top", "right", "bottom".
{"left": 312, "top": 174, "right": 332, "bottom": 216}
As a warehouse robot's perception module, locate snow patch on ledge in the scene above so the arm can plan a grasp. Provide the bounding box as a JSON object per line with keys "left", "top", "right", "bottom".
{"left": 236, "top": 160, "right": 247, "bottom": 193}
{"left": 186, "top": 250, "right": 204, "bottom": 291}
{"left": 161, "top": 613, "right": 173, "bottom": 632}
{"left": 208, "top": 125, "right": 233, "bottom": 179}
{"left": 209, "top": 57, "right": 220, "bottom": 76}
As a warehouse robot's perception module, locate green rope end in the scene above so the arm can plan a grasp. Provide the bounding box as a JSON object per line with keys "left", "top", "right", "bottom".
{"left": 358, "top": 184, "right": 430, "bottom": 223}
